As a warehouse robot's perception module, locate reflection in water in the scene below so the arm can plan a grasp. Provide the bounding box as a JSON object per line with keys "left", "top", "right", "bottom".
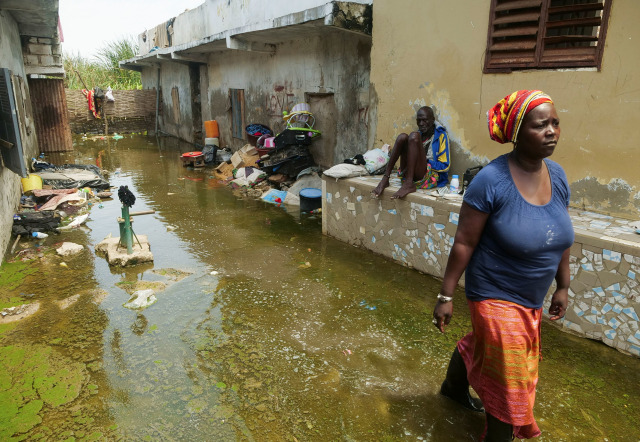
{"left": 131, "top": 313, "right": 148, "bottom": 336}
{"left": 1, "top": 135, "right": 639, "bottom": 440}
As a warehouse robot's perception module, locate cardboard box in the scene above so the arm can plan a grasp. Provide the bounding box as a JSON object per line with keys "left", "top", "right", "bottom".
{"left": 240, "top": 144, "right": 258, "bottom": 157}
{"left": 231, "top": 151, "right": 244, "bottom": 168}
{"left": 215, "top": 161, "right": 234, "bottom": 178}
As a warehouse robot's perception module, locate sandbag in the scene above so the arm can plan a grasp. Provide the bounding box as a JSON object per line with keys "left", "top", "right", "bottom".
{"left": 322, "top": 163, "right": 368, "bottom": 179}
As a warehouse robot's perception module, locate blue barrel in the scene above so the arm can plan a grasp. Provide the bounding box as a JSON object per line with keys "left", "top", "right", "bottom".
{"left": 299, "top": 187, "right": 322, "bottom": 212}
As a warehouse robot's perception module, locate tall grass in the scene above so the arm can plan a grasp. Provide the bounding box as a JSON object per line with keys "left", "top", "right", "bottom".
{"left": 64, "top": 36, "right": 142, "bottom": 90}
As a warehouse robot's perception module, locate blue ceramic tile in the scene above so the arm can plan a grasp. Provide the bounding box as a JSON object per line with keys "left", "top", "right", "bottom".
{"left": 603, "top": 249, "right": 621, "bottom": 262}
{"left": 622, "top": 307, "right": 639, "bottom": 321}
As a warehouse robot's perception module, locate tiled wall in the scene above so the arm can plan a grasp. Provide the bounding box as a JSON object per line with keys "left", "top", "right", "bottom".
{"left": 322, "top": 176, "right": 640, "bottom": 358}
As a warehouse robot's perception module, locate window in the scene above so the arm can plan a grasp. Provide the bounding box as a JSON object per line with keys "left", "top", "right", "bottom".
{"left": 484, "top": 0, "right": 612, "bottom": 73}
{"left": 229, "top": 89, "right": 245, "bottom": 140}
{"left": 0, "top": 68, "right": 27, "bottom": 177}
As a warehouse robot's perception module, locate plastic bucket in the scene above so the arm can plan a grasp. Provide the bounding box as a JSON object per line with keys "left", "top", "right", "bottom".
{"left": 205, "top": 137, "right": 219, "bottom": 146}
{"left": 204, "top": 120, "right": 219, "bottom": 138}
{"left": 21, "top": 174, "right": 42, "bottom": 193}
{"left": 299, "top": 187, "right": 322, "bottom": 212}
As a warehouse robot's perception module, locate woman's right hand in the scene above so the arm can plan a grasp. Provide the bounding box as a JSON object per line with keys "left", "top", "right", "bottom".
{"left": 432, "top": 300, "right": 453, "bottom": 333}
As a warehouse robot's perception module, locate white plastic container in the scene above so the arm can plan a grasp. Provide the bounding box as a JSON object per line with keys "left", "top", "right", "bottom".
{"left": 32, "top": 232, "right": 48, "bottom": 239}
{"left": 449, "top": 175, "right": 460, "bottom": 193}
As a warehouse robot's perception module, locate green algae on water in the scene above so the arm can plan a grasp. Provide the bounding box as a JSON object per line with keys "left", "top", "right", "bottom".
{"left": 0, "top": 262, "right": 38, "bottom": 308}
{"left": 0, "top": 345, "right": 88, "bottom": 439}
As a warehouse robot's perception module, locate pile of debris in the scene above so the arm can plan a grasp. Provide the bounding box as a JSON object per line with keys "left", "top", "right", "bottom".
{"left": 204, "top": 106, "right": 324, "bottom": 210}
{"left": 9, "top": 160, "right": 112, "bottom": 255}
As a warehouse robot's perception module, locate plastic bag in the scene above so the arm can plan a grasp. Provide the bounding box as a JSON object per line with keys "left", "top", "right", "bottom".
{"left": 363, "top": 147, "right": 389, "bottom": 174}
{"left": 105, "top": 86, "right": 115, "bottom": 102}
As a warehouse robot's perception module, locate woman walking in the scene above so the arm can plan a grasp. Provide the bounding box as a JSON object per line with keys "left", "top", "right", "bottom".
{"left": 432, "top": 90, "right": 575, "bottom": 441}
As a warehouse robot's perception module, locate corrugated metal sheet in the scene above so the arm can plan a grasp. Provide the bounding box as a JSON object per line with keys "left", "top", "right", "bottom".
{"left": 28, "top": 78, "right": 73, "bottom": 152}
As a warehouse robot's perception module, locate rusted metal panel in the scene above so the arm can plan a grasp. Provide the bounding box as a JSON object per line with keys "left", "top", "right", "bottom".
{"left": 28, "top": 78, "right": 73, "bottom": 152}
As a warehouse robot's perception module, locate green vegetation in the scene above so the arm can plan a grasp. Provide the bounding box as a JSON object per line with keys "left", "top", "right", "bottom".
{"left": 64, "top": 36, "right": 141, "bottom": 90}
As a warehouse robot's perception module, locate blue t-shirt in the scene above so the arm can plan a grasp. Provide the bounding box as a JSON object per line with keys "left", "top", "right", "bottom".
{"left": 463, "top": 154, "right": 575, "bottom": 309}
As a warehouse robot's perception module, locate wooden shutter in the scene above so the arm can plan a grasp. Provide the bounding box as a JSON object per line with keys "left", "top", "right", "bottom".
{"left": 0, "top": 68, "right": 27, "bottom": 177}
{"left": 540, "top": 0, "right": 611, "bottom": 68}
{"left": 485, "top": 0, "right": 544, "bottom": 72}
{"left": 229, "top": 89, "right": 245, "bottom": 140}
{"left": 484, "top": 0, "right": 611, "bottom": 72}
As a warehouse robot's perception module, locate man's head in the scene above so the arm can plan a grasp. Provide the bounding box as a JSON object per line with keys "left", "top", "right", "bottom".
{"left": 416, "top": 106, "right": 435, "bottom": 136}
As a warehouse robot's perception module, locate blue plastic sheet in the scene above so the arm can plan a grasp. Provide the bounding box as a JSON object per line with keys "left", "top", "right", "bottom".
{"left": 262, "top": 189, "right": 288, "bottom": 205}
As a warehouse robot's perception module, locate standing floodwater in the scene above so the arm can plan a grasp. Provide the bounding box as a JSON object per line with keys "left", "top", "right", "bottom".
{"left": 1, "top": 135, "right": 639, "bottom": 441}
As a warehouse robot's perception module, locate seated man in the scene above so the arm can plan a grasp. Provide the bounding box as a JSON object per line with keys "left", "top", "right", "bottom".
{"left": 371, "top": 106, "right": 450, "bottom": 199}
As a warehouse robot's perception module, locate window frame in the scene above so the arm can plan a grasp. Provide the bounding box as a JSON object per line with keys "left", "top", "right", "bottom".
{"left": 0, "top": 68, "right": 27, "bottom": 177}
{"left": 484, "top": 0, "right": 612, "bottom": 73}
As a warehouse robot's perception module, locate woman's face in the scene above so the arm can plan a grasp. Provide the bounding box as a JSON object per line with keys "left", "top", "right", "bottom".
{"left": 517, "top": 103, "right": 561, "bottom": 159}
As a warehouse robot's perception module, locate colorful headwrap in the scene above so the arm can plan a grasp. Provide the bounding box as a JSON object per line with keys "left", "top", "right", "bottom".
{"left": 487, "top": 90, "right": 553, "bottom": 144}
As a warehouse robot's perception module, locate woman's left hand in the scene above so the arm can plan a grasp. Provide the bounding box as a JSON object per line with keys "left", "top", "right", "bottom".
{"left": 548, "top": 288, "right": 569, "bottom": 320}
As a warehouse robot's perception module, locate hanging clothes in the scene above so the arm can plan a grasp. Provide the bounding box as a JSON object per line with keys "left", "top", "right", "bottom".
{"left": 82, "top": 88, "right": 100, "bottom": 119}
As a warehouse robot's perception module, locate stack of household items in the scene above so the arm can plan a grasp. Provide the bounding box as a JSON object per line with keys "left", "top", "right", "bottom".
{"left": 208, "top": 104, "right": 324, "bottom": 210}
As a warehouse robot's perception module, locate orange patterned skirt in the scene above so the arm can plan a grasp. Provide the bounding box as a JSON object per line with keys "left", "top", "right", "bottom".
{"left": 457, "top": 299, "right": 542, "bottom": 439}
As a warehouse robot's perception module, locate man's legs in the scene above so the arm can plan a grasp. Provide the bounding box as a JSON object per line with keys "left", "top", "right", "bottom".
{"left": 371, "top": 132, "right": 427, "bottom": 198}
{"left": 371, "top": 133, "right": 409, "bottom": 197}
{"left": 391, "top": 131, "right": 427, "bottom": 198}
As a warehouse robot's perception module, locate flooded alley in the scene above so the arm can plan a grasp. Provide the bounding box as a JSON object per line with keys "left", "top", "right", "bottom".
{"left": 1, "top": 135, "right": 640, "bottom": 441}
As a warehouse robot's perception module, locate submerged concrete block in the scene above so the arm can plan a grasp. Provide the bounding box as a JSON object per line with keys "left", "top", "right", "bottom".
{"left": 95, "top": 235, "right": 153, "bottom": 267}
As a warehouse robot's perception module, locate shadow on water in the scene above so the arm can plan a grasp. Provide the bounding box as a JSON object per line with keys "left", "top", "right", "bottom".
{"left": 1, "top": 134, "right": 639, "bottom": 441}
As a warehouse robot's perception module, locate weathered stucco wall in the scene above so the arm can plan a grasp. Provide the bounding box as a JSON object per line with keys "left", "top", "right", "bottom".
{"left": 322, "top": 176, "right": 640, "bottom": 358}
{"left": 0, "top": 11, "right": 34, "bottom": 263}
{"left": 370, "top": 0, "right": 640, "bottom": 218}
{"left": 204, "top": 30, "right": 371, "bottom": 164}
{"left": 158, "top": 63, "right": 194, "bottom": 142}
{"left": 138, "top": 0, "right": 373, "bottom": 55}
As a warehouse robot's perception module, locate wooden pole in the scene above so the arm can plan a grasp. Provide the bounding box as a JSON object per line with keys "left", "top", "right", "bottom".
{"left": 130, "top": 210, "right": 156, "bottom": 216}
{"left": 10, "top": 235, "right": 21, "bottom": 254}
{"left": 71, "top": 66, "right": 90, "bottom": 91}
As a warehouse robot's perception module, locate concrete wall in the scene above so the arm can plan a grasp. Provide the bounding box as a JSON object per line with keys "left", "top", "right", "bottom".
{"left": 22, "top": 36, "right": 64, "bottom": 76}
{"left": 0, "top": 11, "right": 38, "bottom": 263}
{"left": 138, "top": 0, "right": 373, "bottom": 54}
{"left": 369, "top": 0, "right": 640, "bottom": 218}
{"left": 140, "top": 63, "right": 195, "bottom": 142}
{"left": 322, "top": 176, "right": 640, "bottom": 358}
{"left": 203, "top": 30, "right": 371, "bottom": 164}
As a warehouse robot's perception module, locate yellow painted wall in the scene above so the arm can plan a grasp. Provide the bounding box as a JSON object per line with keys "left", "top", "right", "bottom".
{"left": 370, "top": 0, "right": 640, "bottom": 216}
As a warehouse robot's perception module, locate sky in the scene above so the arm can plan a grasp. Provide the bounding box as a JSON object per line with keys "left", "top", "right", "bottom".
{"left": 58, "top": 0, "right": 205, "bottom": 60}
